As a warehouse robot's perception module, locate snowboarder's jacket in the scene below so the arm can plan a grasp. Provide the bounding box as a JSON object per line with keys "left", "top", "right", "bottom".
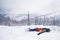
{"left": 29, "top": 28, "right": 50, "bottom": 32}
{"left": 36, "top": 28, "right": 50, "bottom": 32}
{"left": 36, "top": 28, "right": 42, "bottom": 32}
{"left": 37, "top": 28, "right": 50, "bottom": 35}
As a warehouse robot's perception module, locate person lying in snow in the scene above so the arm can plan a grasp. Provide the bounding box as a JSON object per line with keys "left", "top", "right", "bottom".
{"left": 28, "top": 28, "right": 50, "bottom": 35}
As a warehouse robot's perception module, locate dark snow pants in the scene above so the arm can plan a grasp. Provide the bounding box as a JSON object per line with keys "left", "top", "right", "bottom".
{"left": 29, "top": 28, "right": 37, "bottom": 31}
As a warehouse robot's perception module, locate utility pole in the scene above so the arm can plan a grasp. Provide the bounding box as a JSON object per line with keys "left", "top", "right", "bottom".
{"left": 39, "top": 17, "right": 41, "bottom": 25}
{"left": 27, "top": 11, "right": 30, "bottom": 25}
{"left": 53, "top": 12, "right": 56, "bottom": 25}
{"left": 35, "top": 16, "right": 38, "bottom": 25}
{"left": 43, "top": 15, "right": 45, "bottom": 25}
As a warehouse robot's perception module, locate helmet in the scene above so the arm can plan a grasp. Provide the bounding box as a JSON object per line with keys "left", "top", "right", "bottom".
{"left": 46, "top": 28, "right": 50, "bottom": 32}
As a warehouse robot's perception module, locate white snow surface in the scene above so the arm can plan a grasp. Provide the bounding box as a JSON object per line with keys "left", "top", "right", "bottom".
{"left": 0, "top": 25, "right": 60, "bottom": 40}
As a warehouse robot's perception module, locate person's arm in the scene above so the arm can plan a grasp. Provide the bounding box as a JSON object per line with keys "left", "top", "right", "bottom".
{"left": 37, "top": 31, "right": 45, "bottom": 35}
{"left": 37, "top": 28, "right": 46, "bottom": 35}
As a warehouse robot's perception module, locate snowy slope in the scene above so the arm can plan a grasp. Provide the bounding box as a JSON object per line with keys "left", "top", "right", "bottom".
{"left": 0, "top": 25, "right": 60, "bottom": 40}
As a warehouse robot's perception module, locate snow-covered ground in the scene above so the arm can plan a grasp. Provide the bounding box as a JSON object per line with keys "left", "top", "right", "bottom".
{"left": 0, "top": 25, "right": 60, "bottom": 40}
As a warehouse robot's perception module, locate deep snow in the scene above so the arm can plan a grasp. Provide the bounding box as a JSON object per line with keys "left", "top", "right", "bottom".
{"left": 0, "top": 25, "right": 60, "bottom": 40}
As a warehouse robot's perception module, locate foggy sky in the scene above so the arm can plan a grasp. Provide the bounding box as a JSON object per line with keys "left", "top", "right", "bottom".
{"left": 0, "top": 0, "right": 60, "bottom": 15}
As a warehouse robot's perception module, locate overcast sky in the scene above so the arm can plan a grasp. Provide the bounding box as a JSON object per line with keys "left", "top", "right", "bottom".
{"left": 0, "top": 0, "right": 60, "bottom": 15}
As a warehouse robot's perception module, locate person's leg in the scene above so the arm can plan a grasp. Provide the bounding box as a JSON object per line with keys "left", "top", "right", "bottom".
{"left": 29, "top": 28, "right": 37, "bottom": 31}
